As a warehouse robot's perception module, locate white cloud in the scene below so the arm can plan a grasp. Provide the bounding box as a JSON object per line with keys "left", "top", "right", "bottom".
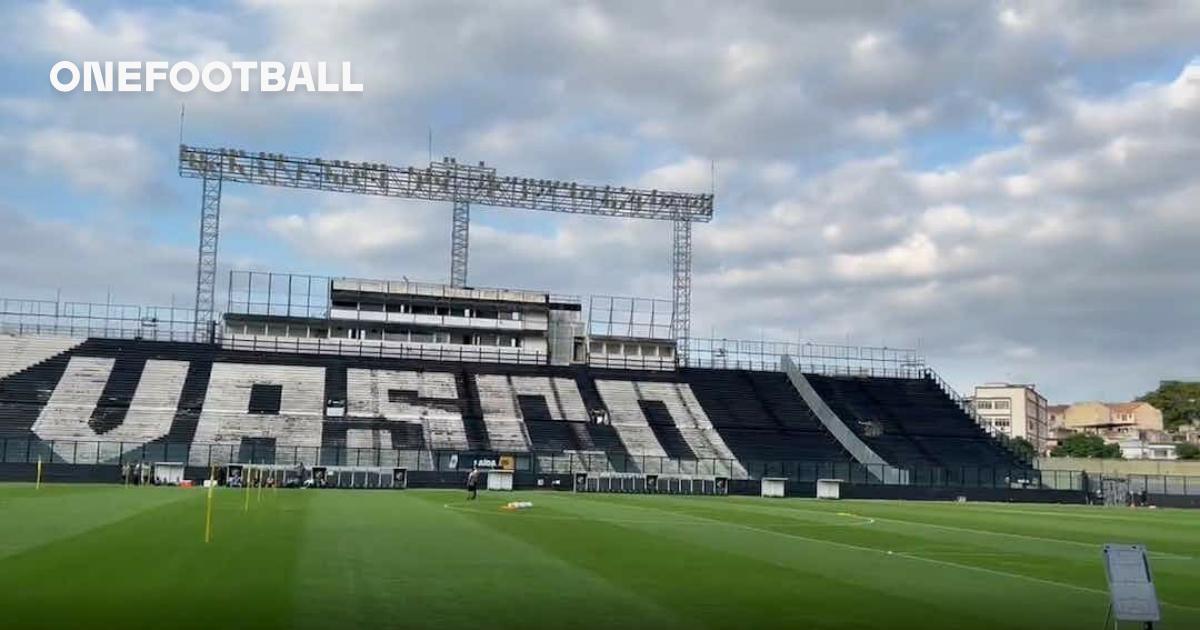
{"left": 266, "top": 200, "right": 434, "bottom": 258}
{"left": 919, "top": 204, "right": 974, "bottom": 235}
{"left": 997, "top": 7, "right": 1031, "bottom": 33}
{"left": 24, "top": 128, "right": 157, "bottom": 199}
{"left": 849, "top": 111, "right": 905, "bottom": 141}
{"left": 0, "top": 205, "right": 194, "bottom": 304}
{"left": 638, "top": 157, "right": 712, "bottom": 192}
{"left": 17, "top": 0, "right": 235, "bottom": 63}
{"left": 833, "top": 233, "right": 941, "bottom": 282}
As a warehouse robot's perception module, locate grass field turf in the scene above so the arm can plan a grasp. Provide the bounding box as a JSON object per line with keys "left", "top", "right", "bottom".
{"left": 0, "top": 484, "right": 1197, "bottom": 629}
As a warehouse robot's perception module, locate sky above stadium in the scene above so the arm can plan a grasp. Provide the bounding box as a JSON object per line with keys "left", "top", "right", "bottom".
{"left": 1, "top": 0, "right": 1198, "bottom": 403}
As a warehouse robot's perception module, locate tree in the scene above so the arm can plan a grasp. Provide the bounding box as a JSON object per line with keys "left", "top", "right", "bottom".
{"left": 1050, "top": 433, "right": 1122, "bottom": 459}
{"left": 1009, "top": 437, "right": 1037, "bottom": 461}
{"left": 1138, "top": 381, "right": 1200, "bottom": 431}
{"left": 1177, "top": 443, "right": 1200, "bottom": 461}
{"left": 996, "top": 434, "right": 1037, "bottom": 461}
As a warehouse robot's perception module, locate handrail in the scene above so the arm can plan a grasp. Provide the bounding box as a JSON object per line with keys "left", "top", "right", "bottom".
{"left": 780, "top": 355, "right": 908, "bottom": 484}
{"left": 922, "top": 367, "right": 1034, "bottom": 466}
{"left": 221, "top": 334, "right": 550, "bottom": 366}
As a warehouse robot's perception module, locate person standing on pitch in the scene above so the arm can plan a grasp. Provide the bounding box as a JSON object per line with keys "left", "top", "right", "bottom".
{"left": 466, "top": 466, "right": 481, "bottom": 500}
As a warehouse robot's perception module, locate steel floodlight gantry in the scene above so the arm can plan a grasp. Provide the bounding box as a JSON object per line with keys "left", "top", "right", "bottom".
{"left": 178, "top": 144, "right": 714, "bottom": 355}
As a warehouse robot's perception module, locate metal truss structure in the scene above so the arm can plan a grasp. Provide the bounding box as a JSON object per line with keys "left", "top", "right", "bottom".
{"left": 179, "top": 145, "right": 713, "bottom": 349}
{"left": 450, "top": 199, "right": 470, "bottom": 288}
{"left": 193, "top": 175, "right": 222, "bottom": 342}
{"left": 672, "top": 217, "right": 692, "bottom": 355}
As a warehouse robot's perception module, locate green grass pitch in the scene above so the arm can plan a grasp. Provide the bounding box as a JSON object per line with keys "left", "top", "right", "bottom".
{"left": 1, "top": 484, "right": 1197, "bottom": 629}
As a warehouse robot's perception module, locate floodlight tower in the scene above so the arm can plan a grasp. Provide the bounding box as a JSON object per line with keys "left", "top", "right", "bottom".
{"left": 178, "top": 146, "right": 713, "bottom": 357}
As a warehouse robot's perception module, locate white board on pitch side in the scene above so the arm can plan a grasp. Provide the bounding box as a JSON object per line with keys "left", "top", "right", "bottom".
{"left": 1102, "top": 544, "right": 1160, "bottom": 622}
{"left": 761, "top": 477, "right": 786, "bottom": 498}
{"left": 487, "top": 469, "right": 514, "bottom": 491}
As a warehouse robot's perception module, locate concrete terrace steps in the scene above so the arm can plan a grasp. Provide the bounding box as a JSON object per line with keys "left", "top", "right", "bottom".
{"left": 0, "top": 335, "right": 85, "bottom": 380}
{"left": 153, "top": 360, "right": 213, "bottom": 447}
{"left": 29, "top": 356, "right": 190, "bottom": 461}
{"left": 88, "top": 357, "right": 147, "bottom": 435}
{"left": 0, "top": 335, "right": 86, "bottom": 438}
{"left": 474, "top": 375, "right": 534, "bottom": 452}
{"left": 803, "top": 372, "right": 1021, "bottom": 469}
{"left": 189, "top": 362, "right": 326, "bottom": 466}
{"left": 454, "top": 370, "right": 491, "bottom": 451}
{"left": 682, "top": 368, "right": 853, "bottom": 468}
{"left": 0, "top": 337, "right": 1021, "bottom": 476}
{"left": 346, "top": 368, "right": 468, "bottom": 452}
{"left": 523, "top": 419, "right": 589, "bottom": 452}
{"left": 593, "top": 380, "right": 670, "bottom": 459}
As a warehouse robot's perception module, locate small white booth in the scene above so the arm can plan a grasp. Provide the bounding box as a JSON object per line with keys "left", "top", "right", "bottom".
{"left": 816, "top": 478, "right": 843, "bottom": 499}
{"left": 487, "top": 469, "right": 514, "bottom": 491}
{"left": 761, "top": 477, "right": 787, "bottom": 498}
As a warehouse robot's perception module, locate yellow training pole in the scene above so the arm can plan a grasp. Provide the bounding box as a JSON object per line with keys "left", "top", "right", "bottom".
{"left": 204, "top": 476, "right": 215, "bottom": 543}
{"left": 243, "top": 467, "right": 252, "bottom": 513}
{"left": 36, "top": 457, "right": 43, "bottom": 490}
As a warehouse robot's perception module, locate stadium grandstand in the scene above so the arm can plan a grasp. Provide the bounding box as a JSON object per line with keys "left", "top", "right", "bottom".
{"left": 0, "top": 268, "right": 1041, "bottom": 498}
{"left": 0, "top": 141, "right": 1104, "bottom": 501}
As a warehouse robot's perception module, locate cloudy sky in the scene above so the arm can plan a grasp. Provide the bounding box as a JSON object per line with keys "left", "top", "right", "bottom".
{"left": 1, "top": 0, "right": 1198, "bottom": 403}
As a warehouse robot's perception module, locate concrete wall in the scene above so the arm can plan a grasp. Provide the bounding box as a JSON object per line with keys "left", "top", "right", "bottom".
{"left": 1037, "top": 457, "right": 1200, "bottom": 476}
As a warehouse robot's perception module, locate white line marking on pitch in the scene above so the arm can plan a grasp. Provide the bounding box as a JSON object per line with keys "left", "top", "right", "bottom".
{"left": 442, "top": 500, "right": 876, "bottom": 528}
{"left": 463, "top": 494, "right": 1196, "bottom": 611}
{"left": 945, "top": 505, "right": 1199, "bottom": 523}
{"left": 705, "top": 499, "right": 878, "bottom": 527}
{"left": 859, "top": 513, "right": 1194, "bottom": 560}
{"left": 609, "top": 499, "right": 1200, "bottom": 613}
{"left": 442, "top": 501, "right": 721, "bottom": 526}
{"left": 738, "top": 501, "right": 1194, "bottom": 561}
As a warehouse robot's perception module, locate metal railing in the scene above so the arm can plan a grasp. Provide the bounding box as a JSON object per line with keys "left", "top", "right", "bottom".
{"left": 227, "top": 270, "right": 582, "bottom": 320}
{"left": 1, "top": 294, "right": 938, "bottom": 379}
{"left": 13, "top": 435, "right": 1200, "bottom": 498}
{"left": 0, "top": 298, "right": 197, "bottom": 342}
{"left": 923, "top": 366, "right": 1034, "bottom": 466}
{"left": 221, "top": 335, "right": 551, "bottom": 366}
{"left": 587, "top": 295, "right": 674, "bottom": 340}
{"left": 2, "top": 436, "right": 1122, "bottom": 492}
{"left": 685, "top": 338, "right": 924, "bottom": 373}
{"left": 780, "top": 362, "right": 929, "bottom": 379}
{"left": 1124, "top": 474, "right": 1200, "bottom": 496}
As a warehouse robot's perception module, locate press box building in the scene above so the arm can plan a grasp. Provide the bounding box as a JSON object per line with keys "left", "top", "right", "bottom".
{"left": 221, "top": 274, "right": 677, "bottom": 370}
